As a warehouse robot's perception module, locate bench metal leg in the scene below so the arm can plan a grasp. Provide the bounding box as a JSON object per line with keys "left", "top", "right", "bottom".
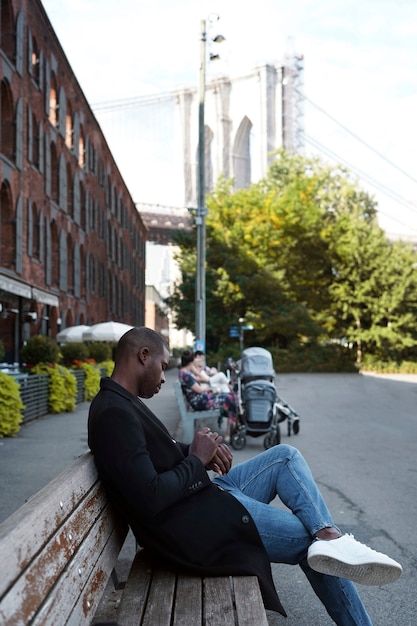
{"left": 182, "top": 416, "right": 194, "bottom": 443}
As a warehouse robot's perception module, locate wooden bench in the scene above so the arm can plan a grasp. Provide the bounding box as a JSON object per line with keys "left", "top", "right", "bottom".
{"left": 173, "top": 380, "right": 223, "bottom": 443}
{"left": 0, "top": 451, "right": 268, "bottom": 626}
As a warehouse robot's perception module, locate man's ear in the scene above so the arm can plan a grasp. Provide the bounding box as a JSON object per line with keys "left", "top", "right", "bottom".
{"left": 138, "top": 346, "right": 150, "bottom": 365}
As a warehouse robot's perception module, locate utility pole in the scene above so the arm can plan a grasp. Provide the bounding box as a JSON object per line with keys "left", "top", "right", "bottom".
{"left": 195, "top": 19, "right": 207, "bottom": 351}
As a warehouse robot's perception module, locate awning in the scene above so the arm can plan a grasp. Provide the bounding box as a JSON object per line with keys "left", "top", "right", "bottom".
{"left": 31, "top": 288, "right": 59, "bottom": 307}
{"left": 0, "top": 275, "right": 32, "bottom": 299}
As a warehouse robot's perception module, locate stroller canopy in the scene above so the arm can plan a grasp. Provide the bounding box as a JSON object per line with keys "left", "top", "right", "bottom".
{"left": 239, "top": 347, "right": 275, "bottom": 381}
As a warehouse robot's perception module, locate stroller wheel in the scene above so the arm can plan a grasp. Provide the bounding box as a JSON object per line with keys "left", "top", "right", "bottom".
{"left": 292, "top": 418, "right": 300, "bottom": 435}
{"left": 230, "top": 431, "right": 246, "bottom": 450}
{"left": 264, "top": 427, "right": 280, "bottom": 450}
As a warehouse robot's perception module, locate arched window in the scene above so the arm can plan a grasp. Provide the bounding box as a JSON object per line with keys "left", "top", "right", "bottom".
{"left": 67, "top": 234, "right": 73, "bottom": 293}
{"left": 0, "top": 180, "right": 15, "bottom": 269}
{"left": 233, "top": 116, "right": 253, "bottom": 190}
{"left": 65, "top": 100, "right": 73, "bottom": 148}
{"left": 74, "top": 242, "right": 80, "bottom": 297}
{"left": 78, "top": 126, "right": 85, "bottom": 168}
{"left": 50, "top": 141, "right": 58, "bottom": 202}
{"left": 59, "top": 229, "right": 67, "bottom": 290}
{"left": 0, "top": 0, "right": 15, "bottom": 64}
{"left": 0, "top": 79, "right": 15, "bottom": 161}
{"left": 33, "top": 202, "right": 40, "bottom": 258}
{"left": 58, "top": 153, "right": 67, "bottom": 209}
{"left": 80, "top": 245, "right": 86, "bottom": 298}
{"left": 50, "top": 221, "right": 59, "bottom": 287}
{"left": 28, "top": 30, "right": 41, "bottom": 86}
{"left": 67, "top": 163, "right": 73, "bottom": 216}
{"left": 58, "top": 87, "right": 66, "bottom": 137}
{"left": 15, "top": 11, "right": 24, "bottom": 74}
{"left": 49, "top": 73, "right": 58, "bottom": 126}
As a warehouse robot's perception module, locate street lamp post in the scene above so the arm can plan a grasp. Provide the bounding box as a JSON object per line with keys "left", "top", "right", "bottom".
{"left": 195, "top": 17, "right": 224, "bottom": 352}
{"left": 195, "top": 18, "right": 207, "bottom": 352}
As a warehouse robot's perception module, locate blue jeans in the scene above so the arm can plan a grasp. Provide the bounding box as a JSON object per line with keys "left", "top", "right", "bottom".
{"left": 213, "top": 445, "right": 372, "bottom": 626}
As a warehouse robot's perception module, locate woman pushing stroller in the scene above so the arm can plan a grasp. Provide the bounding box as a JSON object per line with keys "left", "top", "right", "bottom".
{"left": 178, "top": 350, "right": 237, "bottom": 441}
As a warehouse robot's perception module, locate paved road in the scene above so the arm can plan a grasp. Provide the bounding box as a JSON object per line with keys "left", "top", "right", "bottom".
{"left": 1, "top": 369, "right": 416, "bottom": 624}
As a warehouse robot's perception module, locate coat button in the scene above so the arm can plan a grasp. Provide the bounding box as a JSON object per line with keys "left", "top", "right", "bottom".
{"left": 242, "top": 515, "right": 250, "bottom": 524}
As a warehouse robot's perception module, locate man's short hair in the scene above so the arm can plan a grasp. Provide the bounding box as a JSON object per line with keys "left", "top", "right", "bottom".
{"left": 115, "top": 327, "right": 166, "bottom": 362}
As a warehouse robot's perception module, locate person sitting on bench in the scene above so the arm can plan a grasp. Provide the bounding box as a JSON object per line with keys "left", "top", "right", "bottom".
{"left": 88, "top": 327, "right": 402, "bottom": 624}
{"left": 179, "top": 349, "right": 237, "bottom": 441}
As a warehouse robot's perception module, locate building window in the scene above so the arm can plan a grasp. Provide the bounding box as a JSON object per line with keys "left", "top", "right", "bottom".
{"left": 50, "top": 221, "right": 59, "bottom": 287}
{"left": 49, "top": 73, "right": 58, "bottom": 126}
{"left": 0, "top": 0, "right": 15, "bottom": 64}
{"left": 65, "top": 101, "right": 73, "bottom": 148}
{"left": 67, "top": 163, "right": 73, "bottom": 216}
{"left": 67, "top": 234, "right": 73, "bottom": 293}
{"left": 78, "top": 126, "right": 85, "bottom": 168}
{"left": 33, "top": 203, "right": 40, "bottom": 258}
{"left": 50, "top": 142, "right": 58, "bottom": 202}
{"left": 28, "top": 31, "right": 41, "bottom": 86}
{"left": 0, "top": 80, "right": 15, "bottom": 161}
{"left": 0, "top": 181, "right": 15, "bottom": 269}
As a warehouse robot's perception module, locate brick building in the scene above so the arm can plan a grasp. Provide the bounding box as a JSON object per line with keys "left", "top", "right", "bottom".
{"left": 0, "top": 0, "right": 147, "bottom": 363}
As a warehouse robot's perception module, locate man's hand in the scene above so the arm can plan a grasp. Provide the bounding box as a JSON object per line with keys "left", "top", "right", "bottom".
{"left": 206, "top": 443, "right": 233, "bottom": 475}
{"left": 189, "top": 427, "right": 232, "bottom": 471}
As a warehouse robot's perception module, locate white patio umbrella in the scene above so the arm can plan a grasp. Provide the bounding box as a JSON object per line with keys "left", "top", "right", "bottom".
{"left": 56, "top": 324, "right": 91, "bottom": 343}
{"left": 82, "top": 321, "right": 133, "bottom": 343}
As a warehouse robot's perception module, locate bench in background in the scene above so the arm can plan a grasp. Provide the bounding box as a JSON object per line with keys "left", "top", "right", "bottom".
{"left": 0, "top": 451, "right": 268, "bottom": 626}
{"left": 173, "top": 380, "right": 223, "bottom": 443}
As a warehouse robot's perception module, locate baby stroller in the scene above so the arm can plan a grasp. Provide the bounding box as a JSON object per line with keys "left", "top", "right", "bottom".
{"left": 226, "top": 347, "right": 300, "bottom": 451}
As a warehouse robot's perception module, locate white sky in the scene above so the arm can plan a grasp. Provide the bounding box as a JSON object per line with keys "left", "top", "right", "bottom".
{"left": 41, "top": 0, "right": 417, "bottom": 237}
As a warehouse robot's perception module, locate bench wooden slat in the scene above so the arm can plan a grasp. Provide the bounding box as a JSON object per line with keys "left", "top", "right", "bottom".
{"left": 114, "top": 550, "right": 151, "bottom": 625}
{"left": 0, "top": 452, "right": 99, "bottom": 599}
{"left": 173, "top": 381, "right": 222, "bottom": 443}
{"left": 172, "top": 575, "right": 203, "bottom": 625}
{"left": 204, "top": 577, "right": 236, "bottom": 626}
{"left": 142, "top": 567, "right": 176, "bottom": 626}
{"left": 33, "top": 508, "right": 127, "bottom": 626}
{"left": 0, "top": 485, "right": 107, "bottom": 625}
{"left": 233, "top": 576, "right": 269, "bottom": 626}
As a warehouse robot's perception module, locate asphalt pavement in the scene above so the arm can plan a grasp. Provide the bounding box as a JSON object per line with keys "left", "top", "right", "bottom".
{"left": 1, "top": 368, "right": 416, "bottom": 625}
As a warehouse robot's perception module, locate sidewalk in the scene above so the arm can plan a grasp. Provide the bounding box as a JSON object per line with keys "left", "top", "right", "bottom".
{"left": 0, "top": 367, "right": 181, "bottom": 523}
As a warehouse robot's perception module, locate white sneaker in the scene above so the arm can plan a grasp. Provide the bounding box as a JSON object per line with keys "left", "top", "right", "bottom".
{"left": 307, "top": 533, "right": 402, "bottom": 586}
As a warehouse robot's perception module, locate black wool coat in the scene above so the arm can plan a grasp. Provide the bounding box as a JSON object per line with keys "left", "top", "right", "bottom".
{"left": 88, "top": 377, "right": 285, "bottom": 615}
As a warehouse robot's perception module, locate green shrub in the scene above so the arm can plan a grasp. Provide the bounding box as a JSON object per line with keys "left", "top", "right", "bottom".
{"left": 360, "top": 356, "right": 417, "bottom": 374}
{"left": 269, "top": 343, "right": 358, "bottom": 373}
{"left": 31, "top": 363, "right": 76, "bottom": 413}
{"left": 60, "top": 342, "right": 89, "bottom": 366}
{"left": 20, "top": 335, "right": 59, "bottom": 366}
{"left": 73, "top": 361, "right": 101, "bottom": 400}
{"left": 0, "top": 372, "right": 25, "bottom": 437}
{"left": 0, "top": 338, "right": 5, "bottom": 362}
{"left": 89, "top": 342, "right": 112, "bottom": 362}
{"left": 98, "top": 360, "right": 115, "bottom": 376}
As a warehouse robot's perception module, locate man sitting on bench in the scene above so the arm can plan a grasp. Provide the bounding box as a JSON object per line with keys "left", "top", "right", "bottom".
{"left": 88, "top": 327, "right": 402, "bottom": 624}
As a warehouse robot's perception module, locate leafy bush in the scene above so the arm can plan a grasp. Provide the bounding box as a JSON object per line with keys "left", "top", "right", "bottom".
{"left": 360, "top": 356, "right": 417, "bottom": 374}
{"left": 0, "top": 372, "right": 25, "bottom": 437}
{"left": 20, "top": 335, "right": 59, "bottom": 366}
{"left": 98, "top": 360, "right": 115, "bottom": 376}
{"left": 270, "top": 343, "right": 358, "bottom": 373}
{"left": 31, "top": 363, "right": 76, "bottom": 413}
{"left": 72, "top": 361, "right": 101, "bottom": 400}
{"left": 60, "top": 342, "right": 89, "bottom": 366}
{"left": 0, "top": 338, "right": 5, "bottom": 362}
{"left": 89, "top": 342, "right": 112, "bottom": 362}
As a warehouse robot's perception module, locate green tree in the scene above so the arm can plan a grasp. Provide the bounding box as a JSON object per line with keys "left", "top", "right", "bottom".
{"left": 327, "top": 210, "right": 417, "bottom": 362}
{"left": 167, "top": 150, "right": 417, "bottom": 364}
